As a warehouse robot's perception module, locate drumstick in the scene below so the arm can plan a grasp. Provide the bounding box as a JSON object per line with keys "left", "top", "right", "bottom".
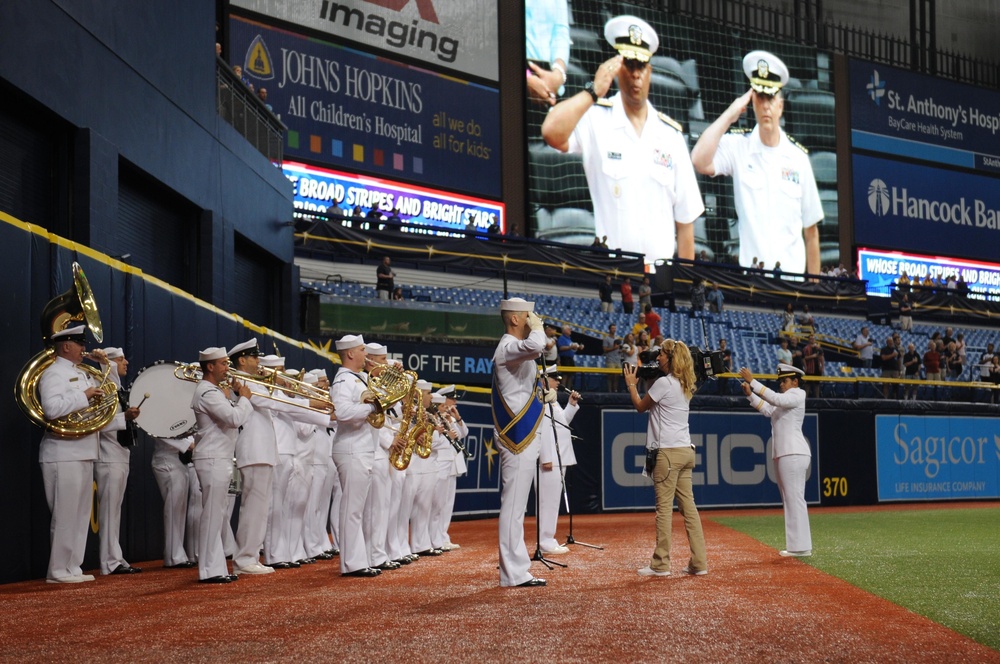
{"left": 135, "top": 393, "right": 151, "bottom": 409}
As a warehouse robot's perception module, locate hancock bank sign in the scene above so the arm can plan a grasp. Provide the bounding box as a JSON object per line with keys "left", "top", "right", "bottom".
{"left": 866, "top": 177, "right": 1000, "bottom": 229}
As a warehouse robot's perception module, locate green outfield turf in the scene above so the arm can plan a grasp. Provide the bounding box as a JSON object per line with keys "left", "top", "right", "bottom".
{"left": 713, "top": 507, "right": 1000, "bottom": 651}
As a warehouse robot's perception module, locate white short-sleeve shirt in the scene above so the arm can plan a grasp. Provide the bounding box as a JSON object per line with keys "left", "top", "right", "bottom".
{"left": 645, "top": 374, "right": 691, "bottom": 449}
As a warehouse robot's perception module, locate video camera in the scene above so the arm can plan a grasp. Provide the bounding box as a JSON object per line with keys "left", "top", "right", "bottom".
{"left": 633, "top": 345, "right": 726, "bottom": 382}
{"left": 635, "top": 348, "right": 663, "bottom": 380}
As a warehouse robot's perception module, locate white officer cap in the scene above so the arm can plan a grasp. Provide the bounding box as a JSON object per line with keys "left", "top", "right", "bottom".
{"left": 415, "top": 379, "right": 433, "bottom": 391}
{"left": 431, "top": 393, "right": 446, "bottom": 404}
{"left": 777, "top": 363, "right": 805, "bottom": 378}
{"left": 744, "top": 50, "right": 788, "bottom": 96}
{"left": 365, "top": 342, "right": 388, "bottom": 355}
{"left": 335, "top": 334, "right": 365, "bottom": 350}
{"left": 604, "top": 15, "right": 658, "bottom": 62}
{"left": 51, "top": 325, "right": 88, "bottom": 343}
{"left": 260, "top": 354, "right": 284, "bottom": 368}
{"left": 199, "top": 347, "right": 228, "bottom": 362}
{"left": 102, "top": 347, "right": 124, "bottom": 359}
{"left": 228, "top": 338, "right": 262, "bottom": 359}
{"left": 499, "top": 297, "right": 534, "bottom": 313}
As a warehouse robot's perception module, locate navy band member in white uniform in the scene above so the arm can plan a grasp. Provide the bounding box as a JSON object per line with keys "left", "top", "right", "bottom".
{"left": 330, "top": 334, "right": 382, "bottom": 577}
{"left": 493, "top": 297, "right": 548, "bottom": 587}
{"left": 432, "top": 385, "right": 467, "bottom": 551}
{"left": 362, "top": 343, "right": 401, "bottom": 571}
{"left": 302, "top": 369, "right": 338, "bottom": 561}
{"left": 151, "top": 433, "right": 197, "bottom": 568}
{"left": 407, "top": 382, "right": 441, "bottom": 557}
{"left": 38, "top": 326, "right": 106, "bottom": 583}
{"left": 691, "top": 51, "right": 823, "bottom": 275}
{"left": 94, "top": 346, "right": 142, "bottom": 575}
{"left": 191, "top": 346, "right": 254, "bottom": 583}
{"left": 541, "top": 15, "right": 705, "bottom": 262}
{"left": 537, "top": 365, "right": 579, "bottom": 555}
{"left": 740, "top": 363, "right": 813, "bottom": 557}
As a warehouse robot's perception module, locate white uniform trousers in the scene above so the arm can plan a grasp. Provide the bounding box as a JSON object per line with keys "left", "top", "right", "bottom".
{"left": 385, "top": 468, "right": 408, "bottom": 561}
{"left": 363, "top": 458, "right": 391, "bottom": 566}
{"left": 332, "top": 450, "right": 375, "bottom": 573}
{"left": 327, "top": 456, "right": 343, "bottom": 549}
{"left": 407, "top": 470, "right": 437, "bottom": 553}
{"left": 498, "top": 441, "right": 541, "bottom": 586}
{"left": 774, "top": 454, "right": 813, "bottom": 553}
{"left": 287, "top": 458, "right": 312, "bottom": 562}
{"left": 234, "top": 464, "right": 273, "bottom": 570}
{"left": 151, "top": 451, "right": 191, "bottom": 566}
{"left": 95, "top": 460, "right": 130, "bottom": 574}
{"left": 224, "top": 493, "right": 237, "bottom": 558}
{"left": 430, "top": 463, "right": 457, "bottom": 549}
{"left": 538, "top": 466, "right": 566, "bottom": 552}
{"left": 264, "top": 454, "right": 293, "bottom": 564}
{"left": 304, "top": 458, "right": 335, "bottom": 557}
{"left": 186, "top": 464, "right": 201, "bottom": 560}
{"left": 41, "top": 460, "right": 94, "bottom": 581}
{"left": 194, "top": 457, "right": 233, "bottom": 579}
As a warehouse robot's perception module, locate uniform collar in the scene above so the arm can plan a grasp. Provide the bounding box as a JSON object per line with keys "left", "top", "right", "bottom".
{"left": 747, "top": 125, "right": 787, "bottom": 155}
{"left": 607, "top": 93, "right": 655, "bottom": 134}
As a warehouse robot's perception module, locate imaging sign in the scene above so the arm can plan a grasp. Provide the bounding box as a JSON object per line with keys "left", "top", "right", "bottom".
{"left": 875, "top": 415, "right": 1000, "bottom": 501}
{"left": 230, "top": 0, "right": 499, "bottom": 82}
{"left": 602, "top": 410, "right": 820, "bottom": 510}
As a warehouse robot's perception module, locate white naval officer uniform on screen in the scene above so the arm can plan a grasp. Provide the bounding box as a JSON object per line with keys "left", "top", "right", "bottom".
{"left": 746, "top": 377, "right": 813, "bottom": 553}
{"left": 568, "top": 93, "right": 704, "bottom": 260}
{"left": 537, "top": 397, "right": 579, "bottom": 552}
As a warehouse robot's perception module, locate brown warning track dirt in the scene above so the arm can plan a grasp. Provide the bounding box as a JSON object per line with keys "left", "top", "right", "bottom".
{"left": 1, "top": 508, "right": 996, "bottom": 663}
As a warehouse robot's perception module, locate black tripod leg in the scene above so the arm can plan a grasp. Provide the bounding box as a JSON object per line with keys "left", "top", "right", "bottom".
{"left": 532, "top": 457, "right": 566, "bottom": 568}
{"left": 563, "top": 466, "right": 603, "bottom": 550}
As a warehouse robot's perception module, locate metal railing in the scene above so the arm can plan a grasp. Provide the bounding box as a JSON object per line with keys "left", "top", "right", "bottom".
{"left": 216, "top": 57, "right": 285, "bottom": 163}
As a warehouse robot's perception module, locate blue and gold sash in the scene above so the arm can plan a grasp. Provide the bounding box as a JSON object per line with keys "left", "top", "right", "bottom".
{"left": 491, "top": 369, "right": 545, "bottom": 454}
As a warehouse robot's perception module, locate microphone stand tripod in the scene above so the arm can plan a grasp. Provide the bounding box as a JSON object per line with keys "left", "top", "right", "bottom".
{"left": 549, "top": 400, "right": 603, "bottom": 551}
{"left": 531, "top": 398, "right": 568, "bottom": 570}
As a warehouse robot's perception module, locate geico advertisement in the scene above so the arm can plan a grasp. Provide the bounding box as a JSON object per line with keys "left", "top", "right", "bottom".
{"left": 601, "top": 410, "right": 821, "bottom": 510}
{"left": 875, "top": 415, "right": 1000, "bottom": 501}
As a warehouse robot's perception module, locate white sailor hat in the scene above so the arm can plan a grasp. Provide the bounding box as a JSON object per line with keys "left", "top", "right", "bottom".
{"left": 335, "top": 333, "right": 365, "bottom": 350}
{"left": 310, "top": 368, "right": 328, "bottom": 380}
{"left": 260, "top": 354, "right": 284, "bottom": 368}
{"left": 499, "top": 297, "right": 534, "bottom": 313}
{"left": 604, "top": 15, "right": 658, "bottom": 62}
{"left": 303, "top": 372, "right": 319, "bottom": 385}
{"left": 229, "top": 338, "right": 262, "bottom": 359}
{"left": 415, "top": 379, "right": 433, "bottom": 391}
{"left": 365, "top": 342, "right": 388, "bottom": 355}
{"left": 777, "top": 363, "right": 805, "bottom": 379}
{"left": 51, "top": 325, "right": 88, "bottom": 343}
{"left": 199, "top": 347, "right": 228, "bottom": 362}
{"left": 431, "top": 393, "right": 446, "bottom": 405}
{"left": 743, "top": 50, "right": 788, "bottom": 96}
{"left": 437, "top": 384, "right": 455, "bottom": 396}
{"left": 102, "top": 347, "right": 124, "bottom": 359}
{"left": 283, "top": 368, "right": 300, "bottom": 378}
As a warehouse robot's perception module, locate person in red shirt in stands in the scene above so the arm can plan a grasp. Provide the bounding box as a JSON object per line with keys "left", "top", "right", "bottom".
{"left": 643, "top": 303, "right": 661, "bottom": 339}
{"left": 621, "top": 278, "right": 634, "bottom": 314}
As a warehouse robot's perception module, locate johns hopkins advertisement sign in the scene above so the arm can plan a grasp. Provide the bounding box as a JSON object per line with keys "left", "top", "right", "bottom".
{"left": 601, "top": 410, "right": 821, "bottom": 510}
{"left": 875, "top": 415, "right": 1000, "bottom": 501}
{"left": 229, "top": 16, "right": 501, "bottom": 199}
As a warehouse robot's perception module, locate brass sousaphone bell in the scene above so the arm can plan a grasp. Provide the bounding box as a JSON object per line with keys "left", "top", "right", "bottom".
{"left": 14, "top": 262, "right": 120, "bottom": 437}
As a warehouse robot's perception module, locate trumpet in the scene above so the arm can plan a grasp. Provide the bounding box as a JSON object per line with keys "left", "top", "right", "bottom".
{"left": 173, "top": 363, "right": 335, "bottom": 416}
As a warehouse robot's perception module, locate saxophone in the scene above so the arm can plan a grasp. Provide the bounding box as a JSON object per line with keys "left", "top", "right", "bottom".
{"left": 388, "top": 388, "right": 419, "bottom": 471}
{"left": 413, "top": 398, "right": 433, "bottom": 459}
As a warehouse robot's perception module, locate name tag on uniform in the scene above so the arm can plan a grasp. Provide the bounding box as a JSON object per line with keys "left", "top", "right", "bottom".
{"left": 653, "top": 149, "right": 673, "bottom": 169}
{"left": 607, "top": 151, "right": 622, "bottom": 160}
{"left": 781, "top": 168, "right": 800, "bottom": 183}
{"left": 69, "top": 377, "right": 79, "bottom": 382}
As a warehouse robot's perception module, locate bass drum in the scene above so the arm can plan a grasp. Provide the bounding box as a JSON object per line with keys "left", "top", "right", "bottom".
{"left": 128, "top": 361, "right": 197, "bottom": 438}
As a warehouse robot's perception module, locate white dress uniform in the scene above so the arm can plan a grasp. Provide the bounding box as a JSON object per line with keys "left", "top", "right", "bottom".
{"left": 303, "top": 425, "right": 336, "bottom": 558}
{"left": 330, "top": 367, "right": 378, "bottom": 574}
{"left": 713, "top": 126, "right": 823, "bottom": 274}
{"left": 429, "top": 412, "right": 459, "bottom": 551}
{"left": 191, "top": 379, "right": 254, "bottom": 580}
{"left": 289, "top": 412, "right": 327, "bottom": 563}
{"left": 746, "top": 376, "right": 813, "bottom": 554}
{"left": 363, "top": 404, "right": 397, "bottom": 567}
{"left": 38, "top": 355, "right": 101, "bottom": 582}
{"left": 537, "top": 399, "right": 579, "bottom": 552}
{"left": 406, "top": 427, "right": 439, "bottom": 555}
{"left": 94, "top": 363, "right": 134, "bottom": 574}
{"left": 151, "top": 436, "right": 194, "bottom": 566}
{"left": 494, "top": 326, "right": 547, "bottom": 587}
{"left": 567, "top": 93, "right": 705, "bottom": 261}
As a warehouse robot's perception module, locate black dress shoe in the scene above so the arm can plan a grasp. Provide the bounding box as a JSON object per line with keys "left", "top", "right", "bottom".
{"left": 416, "top": 549, "right": 443, "bottom": 557}
{"left": 375, "top": 561, "right": 400, "bottom": 571}
{"left": 407, "top": 553, "right": 419, "bottom": 561}
{"left": 198, "top": 576, "right": 232, "bottom": 584}
{"left": 517, "top": 577, "right": 547, "bottom": 587}
{"left": 297, "top": 558, "right": 317, "bottom": 565}
{"left": 110, "top": 565, "right": 142, "bottom": 575}
{"left": 393, "top": 557, "right": 411, "bottom": 565}
{"left": 226, "top": 575, "right": 239, "bottom": 582}
{"left": 270, "top": 562, "right": 295, "bottom": 569}
{"left": 342, "top": 567, "right": 381, "bottom": 578}
{"left": 315, "top": 552, "right": 334, "bottom": 561}
{"left": 331, "top": 548, "right": 340, "bottom": 556}
{"left": 165, "top": 561, "right": 198, "bottom": 569}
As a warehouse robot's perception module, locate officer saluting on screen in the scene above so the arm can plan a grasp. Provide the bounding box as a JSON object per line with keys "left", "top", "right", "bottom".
{"left": 691, "top": 50, "right": 823, "bottom": 275}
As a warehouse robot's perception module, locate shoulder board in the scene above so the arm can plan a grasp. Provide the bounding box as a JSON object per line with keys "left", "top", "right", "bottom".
{"left": 727, "top": 127, "right": 752, "bottom": 135}
{"left": 786, "top": 134, "right": 809, "bottom": 154}
{"left": 595, "top": 98, "right": 614, "bottom": 108}
{"left": 657, "top": 112, "right": 683, "bottom": 132}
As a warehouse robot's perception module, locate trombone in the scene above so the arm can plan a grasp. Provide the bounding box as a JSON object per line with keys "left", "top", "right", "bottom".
{"left": 173, "top": 362, "right": 335, "bottom": 416}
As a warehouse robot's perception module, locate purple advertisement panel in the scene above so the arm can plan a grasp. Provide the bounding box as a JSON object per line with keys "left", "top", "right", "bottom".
{"left": 229, "top": 15, "right": 501, "bottom": 199}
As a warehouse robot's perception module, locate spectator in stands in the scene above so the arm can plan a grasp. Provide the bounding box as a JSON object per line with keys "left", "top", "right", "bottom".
{"left": 698, "top": 249, "right": 709, "bottom": 262}
{"left": 391, "top": 287, "right": 404, "bottom": 301}
{"left": 776, "top": 337, "right": 793, "bottom": 368}
{"left": 387, "top": 208, "right": 402, "bottom": 225}
{"left": 802, "top": 335, "right": 824, "bottom": 397}
{"left": 718, "top": 338, "right": 733, "bottom": 394}
{"left": 892, "top": 332, "right": 905, "bottom": 376}
{"left": 598, "top": 274, "right": 614, "bottom": 313}
{"left": 797, "top": 304, "right": 816, "bottom": 330}
{"left": 636, "top": 330, "right": 652, "bottom": 356}
{"left": 979, "top": 343, "right": 995, "bottom": 381}
{"left": 923, "top": 340, "right": 942, "bottom": 383}
{"left": 620, "top": 278, "right": 634, "bottom": 314}
{"left": 541, "top": 15, "right": 704, "bottom": 262}
{"left": 853, "top": 326, "right": 874, "bottom": 368}
{"left": 689, "top": 279, "right": 706, "bottom": 318}
{"left": 631, "top": 312, "right": 647, "bottom": 338}
{"left": 897, "top": 271, "right": 911, "bottom": 292}
{"left": 781, "top": 303, "right": 796, "bottom": 333}
{"left": 603, "top": 323, "right": 623, "bottom": 391}
{"left": 880, "top": 337, "right": 900, "bottom": 398}
{"left": 706, "top": 282, "right": 724, "bottom": 313}
{"left": 232, "top": 64, "right": 253, "bottom": 91}
{"left": 942, "top": 327, "right": 956, "bottom": 348}
{"left": 945, "top": 273, "right": 957, "bottom": 290}
{"left": 216, "top": 42, "right": 223, "bottom": 58}
{"left": 946, "top": 340, "right": 964, "bottom": 380}
{"left": 375, "top": 256, "right": 395, "bottom": 300}
{"left": 488, "top": 221, "right": 501, "bottom": 236}
{"left": 590, "top": 236, "right": 602, "bottom": 249}
{"left": 956, "top": 274, "right": 969, "bottom": 297}
{"left": 621, "top": 333, "right": 639, "bottom": 367}
{"left": 989, "top": 356, "right": 1000, "bottom": 403}
{"left": 352, "top": 205, "right": 364, "bottom": 220}
{"left": 557, "top": 325, "right": 581, "bottom": 390}
{"left": 638, "top": 276, "right": 652, "bottom": 310}
{"left": 257, "top": 87, "right": 272, "bottom": 112}
{"left": 898, "top": 293, "right": 913, "bottom": 331}
{"left": 643, "top": 304, "right": 661, "bottom": 339}
{"left": 921, "top": 274, "right": 935, "bottom": 290}
{"left": 525, "top": 0, "right": 570, "bottom": 106}
{"left": 955, "top": 333, "right": 967, "bottom": 377}
{"left": 902, "top": 342, "right": 921, "bottom": 400}
{"left": 543, "top": 324, "right": 559, "bottom": 366}
{"left": 773, "top": 261, "right": 782, "bottom": 278}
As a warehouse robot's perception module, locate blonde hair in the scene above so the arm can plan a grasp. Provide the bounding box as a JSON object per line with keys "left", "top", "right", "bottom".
{"left": 661, "top": 339, "right": 696, "bottom": 400}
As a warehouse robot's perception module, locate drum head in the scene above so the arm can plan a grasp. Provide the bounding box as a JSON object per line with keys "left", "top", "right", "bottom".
{"left": 129, "top": 361, "right": 197, "bottom": 438}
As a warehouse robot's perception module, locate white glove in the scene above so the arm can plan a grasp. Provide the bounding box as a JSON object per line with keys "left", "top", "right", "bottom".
{"left": 527, "top": 311, "right": 544, "bottom": 332}
{"left": 543, "top": 388, "right": 558, "bottom": 403}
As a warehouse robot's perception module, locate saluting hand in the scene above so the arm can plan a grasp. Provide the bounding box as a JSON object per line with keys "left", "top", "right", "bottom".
{"left": 593, "top": 55, "right": 623, "bottom": 98}
{"left": 723, "top": 89, "right": 754, "bottom": 125}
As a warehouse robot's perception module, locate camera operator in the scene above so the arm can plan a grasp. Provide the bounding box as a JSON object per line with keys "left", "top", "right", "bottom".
{"left": 623, "top": 340, "right": 708, "bottom": 577}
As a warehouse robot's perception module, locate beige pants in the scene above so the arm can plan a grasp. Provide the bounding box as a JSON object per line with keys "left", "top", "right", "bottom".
{"left": 650, "top": 447, "right": 707, "bottom": 572}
